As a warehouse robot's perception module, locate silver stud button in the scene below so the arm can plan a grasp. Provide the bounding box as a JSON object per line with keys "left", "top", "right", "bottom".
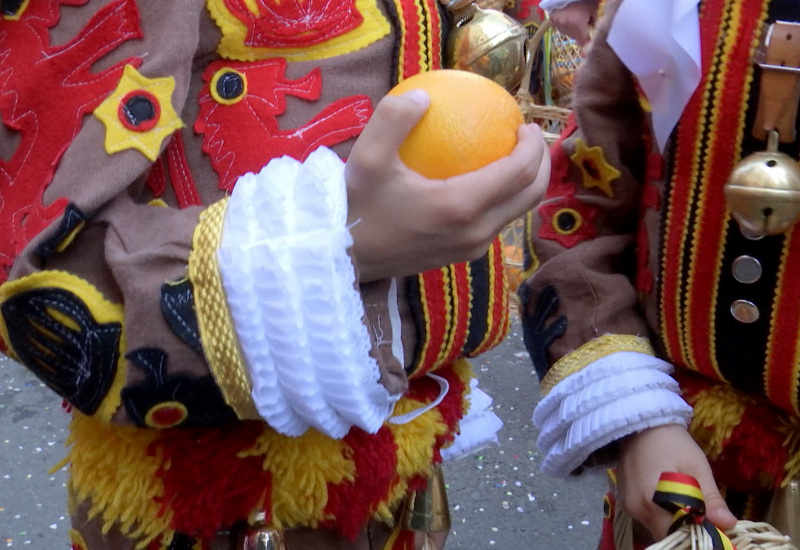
{"left": 731, "top": 300, "right": 759, "bottom": 323}
{"left": 732, "top": 255, "right": 762, "bottom": 284}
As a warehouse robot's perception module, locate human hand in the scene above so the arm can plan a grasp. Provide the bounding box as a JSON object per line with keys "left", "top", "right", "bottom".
{"left": 549, "top": 0, "right": 598, "bottom": 46}
{"left": 345, "top": 89, "right": 550, "bottom": 282}
{"left": 617, "top": 424, "right": 738, "bottom": 541}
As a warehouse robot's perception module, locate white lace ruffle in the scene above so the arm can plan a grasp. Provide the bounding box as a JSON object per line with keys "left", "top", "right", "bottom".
{"left": 534, "top": 352, "right": 692, "bottom": 477}
{"left": 218, "top": 146, "right": 400, "bottom": 439}
{"left": 440, "top": 378, "right": 504, "bottom": 461}
{"left": 538, "top": 0, "right": 582, "bottom": 12}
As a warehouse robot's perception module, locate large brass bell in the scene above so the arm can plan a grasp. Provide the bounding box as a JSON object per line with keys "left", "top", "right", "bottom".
{"left": 443, "top": 0, "right": 529, "bottom": 91}
{"left": 724, "top": 130, "right": 800, "bottom": 236}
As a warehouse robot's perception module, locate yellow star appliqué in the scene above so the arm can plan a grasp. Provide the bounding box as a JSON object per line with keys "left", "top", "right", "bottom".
{"left": 570, "top": 138, "right": 621, "bottom": 197}
{"left": 94, "top": 65, "right": 184, "bottom": 161}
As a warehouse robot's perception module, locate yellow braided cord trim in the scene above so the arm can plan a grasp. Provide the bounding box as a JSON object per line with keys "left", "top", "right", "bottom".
{"left": 0, "top": 271, "right": 127, "bottom": 423}
{"left": 188, "top": 199, "right": 259, "bottom": 420}
{"left": 539, "top": 334, "right": 655, "bottom": 396}
{"left": 684, "top": 384, "right": 749, "bottom": 460}
{"left": 206, "top": 0, "right": 391, "bottom": 62}
{"left": 65, "top": 411, "right": 170, "bottom": 549}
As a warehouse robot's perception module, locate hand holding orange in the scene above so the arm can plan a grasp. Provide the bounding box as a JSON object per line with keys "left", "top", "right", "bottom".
{"left": 387, "top": 69, "right": 524, "bottom": 179}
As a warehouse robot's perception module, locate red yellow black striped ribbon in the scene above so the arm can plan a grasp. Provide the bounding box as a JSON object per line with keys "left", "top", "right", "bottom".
{"left": 653, "top": 472, "right": 735, "bottom": 550}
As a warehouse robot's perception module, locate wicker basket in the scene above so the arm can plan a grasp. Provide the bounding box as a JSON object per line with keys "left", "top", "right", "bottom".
{"left": 644, "top": 521, "right": 798, "bottom": 550}
{"left": 514, "top": 19, "right": 576, "bottom": 143}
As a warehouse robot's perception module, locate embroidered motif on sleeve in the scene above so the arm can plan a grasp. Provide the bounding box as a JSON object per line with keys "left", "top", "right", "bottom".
{"left": 570, "top": 138, "right": 622, "bottom": 197}
{"left": 121, "top": 348, "right": 237, "bottom": 429}
{"left": 206, "top": 0, "right": 391, "bottom": 62}
{"left": 519, "top": 284, "right": 567, "bottom": 382}
{"left": 538, "top": 192, "right": 599, "bottom": 248}
{"left": 94, "top": 65, "right": 185, "bottom": 162}
{"left": 195, "top": 59, "right": 372, "bottom": 192}
{"left": 0, "top": 0, "right": 143, "bottom": 284}
{"left": 0, "top": 271, "right": 127, "bottom": 421}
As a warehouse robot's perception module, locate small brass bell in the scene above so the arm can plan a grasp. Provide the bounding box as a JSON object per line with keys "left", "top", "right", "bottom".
{"left": 724, "top": 130, "right": 800, "bottom": 237}
{"left": 400, "top": 463, "right": 451, "bottom": 533}
{"left": 443, "top": 0, "right": 529, "bottom": 91}
{"left": 235, "top": 512, "right": 289, "bottom": 550}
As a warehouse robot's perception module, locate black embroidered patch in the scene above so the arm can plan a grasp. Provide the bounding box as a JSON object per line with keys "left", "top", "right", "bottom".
{"left": 161, "top": 278, "right": 203, "bottom": 356}
{"left": 36, "top": 203, "right": 87, "bottom": 259}
{"left": 1, "top": 0, "right": 24, "bottom": 16}
{"left": 519, "top": 284, "right": 567, "bottom": 381}
{"left": 122, "top": 347, "right": 236, "bottom": 428}
{"left": 1, "top": 287, "right": 121, "bottom": 414}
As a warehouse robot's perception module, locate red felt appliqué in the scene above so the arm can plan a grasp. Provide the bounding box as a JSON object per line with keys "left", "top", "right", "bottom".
{"left": 223, "top": 0, "right": 364, "bottom": 48}
{"left": 0, "top": 0, "right": 143, "bottom": 283}
{"left": 538, "top": 192, "right": 598, "bottom": 248}
{"left": 195, "top": 58, "right": 372, "bottom": 192}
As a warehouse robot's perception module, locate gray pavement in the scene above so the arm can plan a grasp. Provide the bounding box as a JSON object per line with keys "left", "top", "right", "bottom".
{"left": 0, "top": 320, "right": 607, "bottom": 549}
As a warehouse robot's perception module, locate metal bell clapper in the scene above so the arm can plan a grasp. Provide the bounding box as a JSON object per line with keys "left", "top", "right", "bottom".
{"left": 235, "top": 512, "right": 289, "bottom": 550}
{"left": 443, "top": 0, "right": 529, "bottom": 91}
{"left": 724, "top": 129, "right": 800, "bottom": 237}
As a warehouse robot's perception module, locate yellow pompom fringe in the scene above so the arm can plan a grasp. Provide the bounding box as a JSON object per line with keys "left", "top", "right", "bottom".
{"left": 59, "top": 360, "right": 473, "bottom": 547}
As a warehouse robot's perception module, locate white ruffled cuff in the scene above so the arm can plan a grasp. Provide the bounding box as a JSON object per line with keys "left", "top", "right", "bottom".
{"left": 217, "top": 146, "right": 400, "bottom": 439}
{"left": 534, "top": 352, "right": 692, "bottom": 477}
{"left": 440, "top": 378, "right": 504, "bottom": 461}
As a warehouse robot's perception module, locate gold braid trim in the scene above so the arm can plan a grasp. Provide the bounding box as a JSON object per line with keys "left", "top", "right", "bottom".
{"left": 188, "top": 199, "right": 259, "bottom": 420}
{"left": 540, "top": 334, "right": 655, "bottom": 396}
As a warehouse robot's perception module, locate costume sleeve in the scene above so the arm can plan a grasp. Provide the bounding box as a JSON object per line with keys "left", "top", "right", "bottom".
{"left": 518, "top": 0, "right": 691, "bottom": 477}
{"left": 0, "top": 0, "right": 511, "bottom": 437}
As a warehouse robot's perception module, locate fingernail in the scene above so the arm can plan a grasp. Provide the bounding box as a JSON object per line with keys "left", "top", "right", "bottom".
{"left": 404, "top": 89, "right": 430, "bottom": 108}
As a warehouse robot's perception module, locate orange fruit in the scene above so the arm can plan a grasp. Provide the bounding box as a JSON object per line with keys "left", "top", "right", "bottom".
{"left": 387, "top": 69, "right": 524, "bottom": 179}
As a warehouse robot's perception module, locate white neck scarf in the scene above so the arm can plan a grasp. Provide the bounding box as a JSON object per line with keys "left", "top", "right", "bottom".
{"left": 607, "top": 0, "right": 702, "bottom": 152}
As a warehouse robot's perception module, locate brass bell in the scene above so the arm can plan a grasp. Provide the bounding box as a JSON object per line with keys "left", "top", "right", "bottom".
{"left": 724, "top": 130, "right": 800, "bottom": 237}
{"left": 235, "top": 512, "right": 289, "bottom": 550}
{"left": 766, "top": 477, "right": 800, "bottom": 542}
{"left": 443, "top": 0, "right": 529, "bottom": 91}
{"left": 400, "top": 463, "right": 451, "bottom": 533}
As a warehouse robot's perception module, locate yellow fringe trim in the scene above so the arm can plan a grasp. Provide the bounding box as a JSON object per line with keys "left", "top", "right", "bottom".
{"left": 64, "top": 411, "right": 169, "bottom": 549}
{"left": 0, "top": 270, "right": 127, "bottom": 423}
{"left": 63, "top": 361, "right": 474, "bottom": 544}
{"left": 684, "top": 384, "right": 749, "bottom": 460}
{"left": 206, "top": 0, "right": 391, "bottom": 62}
{"left": 242, "top": 428, "right": 355, "bottom": 528}
{"left": 188, "top": 199, "right": 259, "bottom": 420}
{"left": 779, "top": 415, "right": 800, "bottom": 486}
{"left": 540, "top": 334, "right": 655, "bottom": 396}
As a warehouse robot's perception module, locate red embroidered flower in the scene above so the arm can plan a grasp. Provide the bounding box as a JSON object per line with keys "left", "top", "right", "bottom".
{"left": 538, "top": 193, "right": 598, "bottom": 248}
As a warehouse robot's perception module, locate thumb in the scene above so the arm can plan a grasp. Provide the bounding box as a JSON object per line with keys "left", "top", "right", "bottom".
{"left": 703, "top": 490, "right": 737, "bottom": 531}
{"left": 358, "top": 89, "right": 430, "bottom": 158}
